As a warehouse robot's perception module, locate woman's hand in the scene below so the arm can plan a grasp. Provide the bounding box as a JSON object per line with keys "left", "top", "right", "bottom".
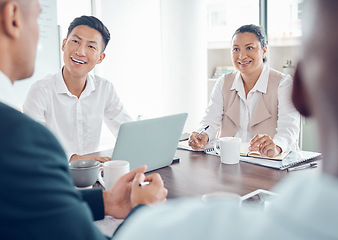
{"left": 249, "top": 134, "right": 282, "bottom": 157}
{"left": 188, "top": 132, "right": 209, "bottom": 150}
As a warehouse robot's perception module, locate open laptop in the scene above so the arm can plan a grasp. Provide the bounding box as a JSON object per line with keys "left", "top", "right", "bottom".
{"left": 111, "top": 113, "right": 188, "bottom": 172}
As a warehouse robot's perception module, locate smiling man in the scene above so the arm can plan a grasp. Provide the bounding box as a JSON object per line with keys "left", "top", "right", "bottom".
{"left": 23, "top": 16, "right": 132, "bottom": 162}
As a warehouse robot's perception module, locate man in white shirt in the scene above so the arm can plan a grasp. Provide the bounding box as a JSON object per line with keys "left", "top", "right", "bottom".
{"left": 23, "top": 15, "right": 132, "bottom": 162}
{"left": 113, "top": 0, "right": 338, "bottom": 239}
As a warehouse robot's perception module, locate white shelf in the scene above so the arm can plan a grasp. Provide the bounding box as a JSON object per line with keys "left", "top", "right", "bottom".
{"left": 268, "top": 36, "right": 301, "bottom": 47}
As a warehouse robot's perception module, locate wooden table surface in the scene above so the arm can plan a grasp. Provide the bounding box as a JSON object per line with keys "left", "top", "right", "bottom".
{"left": 148, "top": 149, "right": 321, "bottom": 199}
{"left": 91, "top": 148, "right": 321, "bottom": 199}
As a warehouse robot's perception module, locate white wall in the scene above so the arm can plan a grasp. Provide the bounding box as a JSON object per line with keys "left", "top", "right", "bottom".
{"left": 98, "top": 0, "right": 207, "bottom": 132}
{"left": 13, "top": 0, "right": 59, "bottom": 107}
{"left": 160, "top": 0, "right": 207, "bottom": 132}
{"left": 98, "top": 0, "right": 162, "bottom": 121}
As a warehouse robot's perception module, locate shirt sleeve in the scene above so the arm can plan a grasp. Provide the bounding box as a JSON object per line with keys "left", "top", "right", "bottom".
{"left": 22, "top": 82, "right": 48, "bottom": 125}
{"left": 113, "top": 199, "right": 256, "bottom": 240}
{"left": 273, "top": 74, "right": 300, "bottom": 152}
{"left": 197, "top": 76, "right": 225, "bottom": 141}
{"left": 23, "top": 82, "right": 75, "bottom": 161}
{"left": 103, "top": 82, "right": 133, "bottom": 137}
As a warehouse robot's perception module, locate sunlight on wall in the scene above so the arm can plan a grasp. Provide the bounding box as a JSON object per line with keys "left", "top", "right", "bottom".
{"left": 98, "top": 0, "right": 163, "bottom": 120}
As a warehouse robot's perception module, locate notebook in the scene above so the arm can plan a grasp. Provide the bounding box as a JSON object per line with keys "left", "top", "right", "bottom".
{"left": 111, "top": 113, "right": 188, "bottom": 172}
{"left": 239, "top": 150, "right": 321, "bottom": 170}
{"left": 239, "top": 142, "right": 289, "bottom": 161}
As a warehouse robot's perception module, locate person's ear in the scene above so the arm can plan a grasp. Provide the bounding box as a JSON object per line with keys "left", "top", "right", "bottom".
{"left": 292, "top": 63, "right": 312, "bottom": 117}
{"left": 97, "top": 52, "right": 106, "bottom": 64}
{"left": 262, "top": 45, "right": 267, "bottom": 59}
{"left": 2, "top": 1, "right": 21, "bottom": 39}
{"left": 61, "top": 38, "right": 67, "bottom": 52}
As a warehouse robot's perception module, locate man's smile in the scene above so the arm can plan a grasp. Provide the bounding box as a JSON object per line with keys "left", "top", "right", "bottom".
{"left": 71, "top": 57, "right": 86, "bottom": 65}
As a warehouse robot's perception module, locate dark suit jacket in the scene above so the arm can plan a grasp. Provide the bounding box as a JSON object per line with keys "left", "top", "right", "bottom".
{"left": 0, "top": 102, "right": 108, "bottom": 239}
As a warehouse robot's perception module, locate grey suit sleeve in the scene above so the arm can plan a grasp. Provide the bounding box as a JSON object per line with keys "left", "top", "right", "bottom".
{"left": 80, "top": 188, "right": 105, "bottom": 221}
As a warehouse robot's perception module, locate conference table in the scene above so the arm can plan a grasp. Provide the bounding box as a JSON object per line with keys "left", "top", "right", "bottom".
{"left": 91, "top": 148, "right": 322, "bottom": 199}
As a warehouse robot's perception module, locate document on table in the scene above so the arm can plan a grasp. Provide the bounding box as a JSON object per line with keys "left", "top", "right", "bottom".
{"left": 177, "top": 140, "right": 217, "bottom": 155}
{"left": 94, "top": 216, "right": 124, "bottom": 237}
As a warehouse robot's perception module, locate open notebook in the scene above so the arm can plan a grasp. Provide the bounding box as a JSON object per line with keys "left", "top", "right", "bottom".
{"left": 239, "top": 142, "right": 290, "bottom": 161}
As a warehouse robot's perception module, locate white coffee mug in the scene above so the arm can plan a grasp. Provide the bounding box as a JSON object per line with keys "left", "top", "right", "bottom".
{"left": 202, "top": 191, "right": 241, "bottom": 206}
{"left": 97, "top": 160, "right": 130, "bottom": 190}
{"left": 214, "top": 137, "right": 241, "bottom": 164}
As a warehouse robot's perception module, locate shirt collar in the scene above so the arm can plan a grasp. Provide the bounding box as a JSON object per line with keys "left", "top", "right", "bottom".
{"left": 55, "top": 68, "right": 96, "bottom": 97}
{"left": 230, "top": 65, "right": 269, "bottom": 94}
{"left": 81, "top": 74, "right": 95, "bottom": 98}
{"left": 0, "top": 71, "right": 19, "bottom": 109}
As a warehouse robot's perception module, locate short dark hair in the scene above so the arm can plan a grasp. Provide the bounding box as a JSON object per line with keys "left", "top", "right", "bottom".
{"left": 67, "top": 15, "right": 110, "bottom": 51}
{"left": 232, "top": 24, "right": 267, "bottom": 62}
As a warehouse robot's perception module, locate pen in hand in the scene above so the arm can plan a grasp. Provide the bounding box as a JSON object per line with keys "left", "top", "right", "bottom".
{"left": 139, "top": 180, "right": 165, "bottom": 187}
{"left": 139, "top": 182, "right": 150, "bottom": 187}
{"left": 189, "top": 125, "right": 209, "bottom": 144}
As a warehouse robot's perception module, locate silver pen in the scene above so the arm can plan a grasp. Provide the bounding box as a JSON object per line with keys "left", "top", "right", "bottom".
{"left": 139, "top": 180, "right": 165, "bottom": 187}
{"left": 287, "top": 162, "right": 318, "bottom": 172}
{"left": 139, "top": 181, "right": 150, "bottom": 187}
{"left": 189, "top": 125, "right": 209, "bottom": 144}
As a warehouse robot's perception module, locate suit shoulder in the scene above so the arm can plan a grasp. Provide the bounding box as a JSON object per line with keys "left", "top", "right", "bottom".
{"left": 0, "top": 103, "right": 63, "bottom": 151}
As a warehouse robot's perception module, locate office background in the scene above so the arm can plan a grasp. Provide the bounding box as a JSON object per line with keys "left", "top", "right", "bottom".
{"left": 9, "top": 0, "right": 319, "bottom": 152}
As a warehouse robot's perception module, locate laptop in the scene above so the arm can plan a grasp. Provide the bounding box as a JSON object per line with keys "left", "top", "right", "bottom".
{"left": 111, "top": 113, "right": 188, "bottom": 172}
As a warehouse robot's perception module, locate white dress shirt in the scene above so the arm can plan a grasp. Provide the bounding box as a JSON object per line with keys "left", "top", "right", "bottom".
{"left": 0, "top": 71, "right": 19, "bottom": 109}
{"left": 199, "top": 65, "right": 300, "bottom": 152}
{"left": 23, "top": 69, "right": 133, "bottom": 159}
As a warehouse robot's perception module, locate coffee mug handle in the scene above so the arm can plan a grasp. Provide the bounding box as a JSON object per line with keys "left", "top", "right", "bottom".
{"left": 97, "top": 167, "right": 106, "bottom": 189}
{"left": 213, "top": 140, "right": 220, "bottom": 155}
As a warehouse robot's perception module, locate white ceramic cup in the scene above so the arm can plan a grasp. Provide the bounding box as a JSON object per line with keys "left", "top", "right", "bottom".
{"left": 214, "top": 137, "right": 241, "bottom": 164}
{"left": 202, "top": 191, "right": 241, "bottom": 206}
{"left": 97, "top": 160, "right": 130, "bottom": 190}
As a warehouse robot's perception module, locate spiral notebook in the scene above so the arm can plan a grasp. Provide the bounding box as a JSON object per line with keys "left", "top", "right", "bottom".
{"left": 239, "top": 150, "right": 321, "bottom": 170}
